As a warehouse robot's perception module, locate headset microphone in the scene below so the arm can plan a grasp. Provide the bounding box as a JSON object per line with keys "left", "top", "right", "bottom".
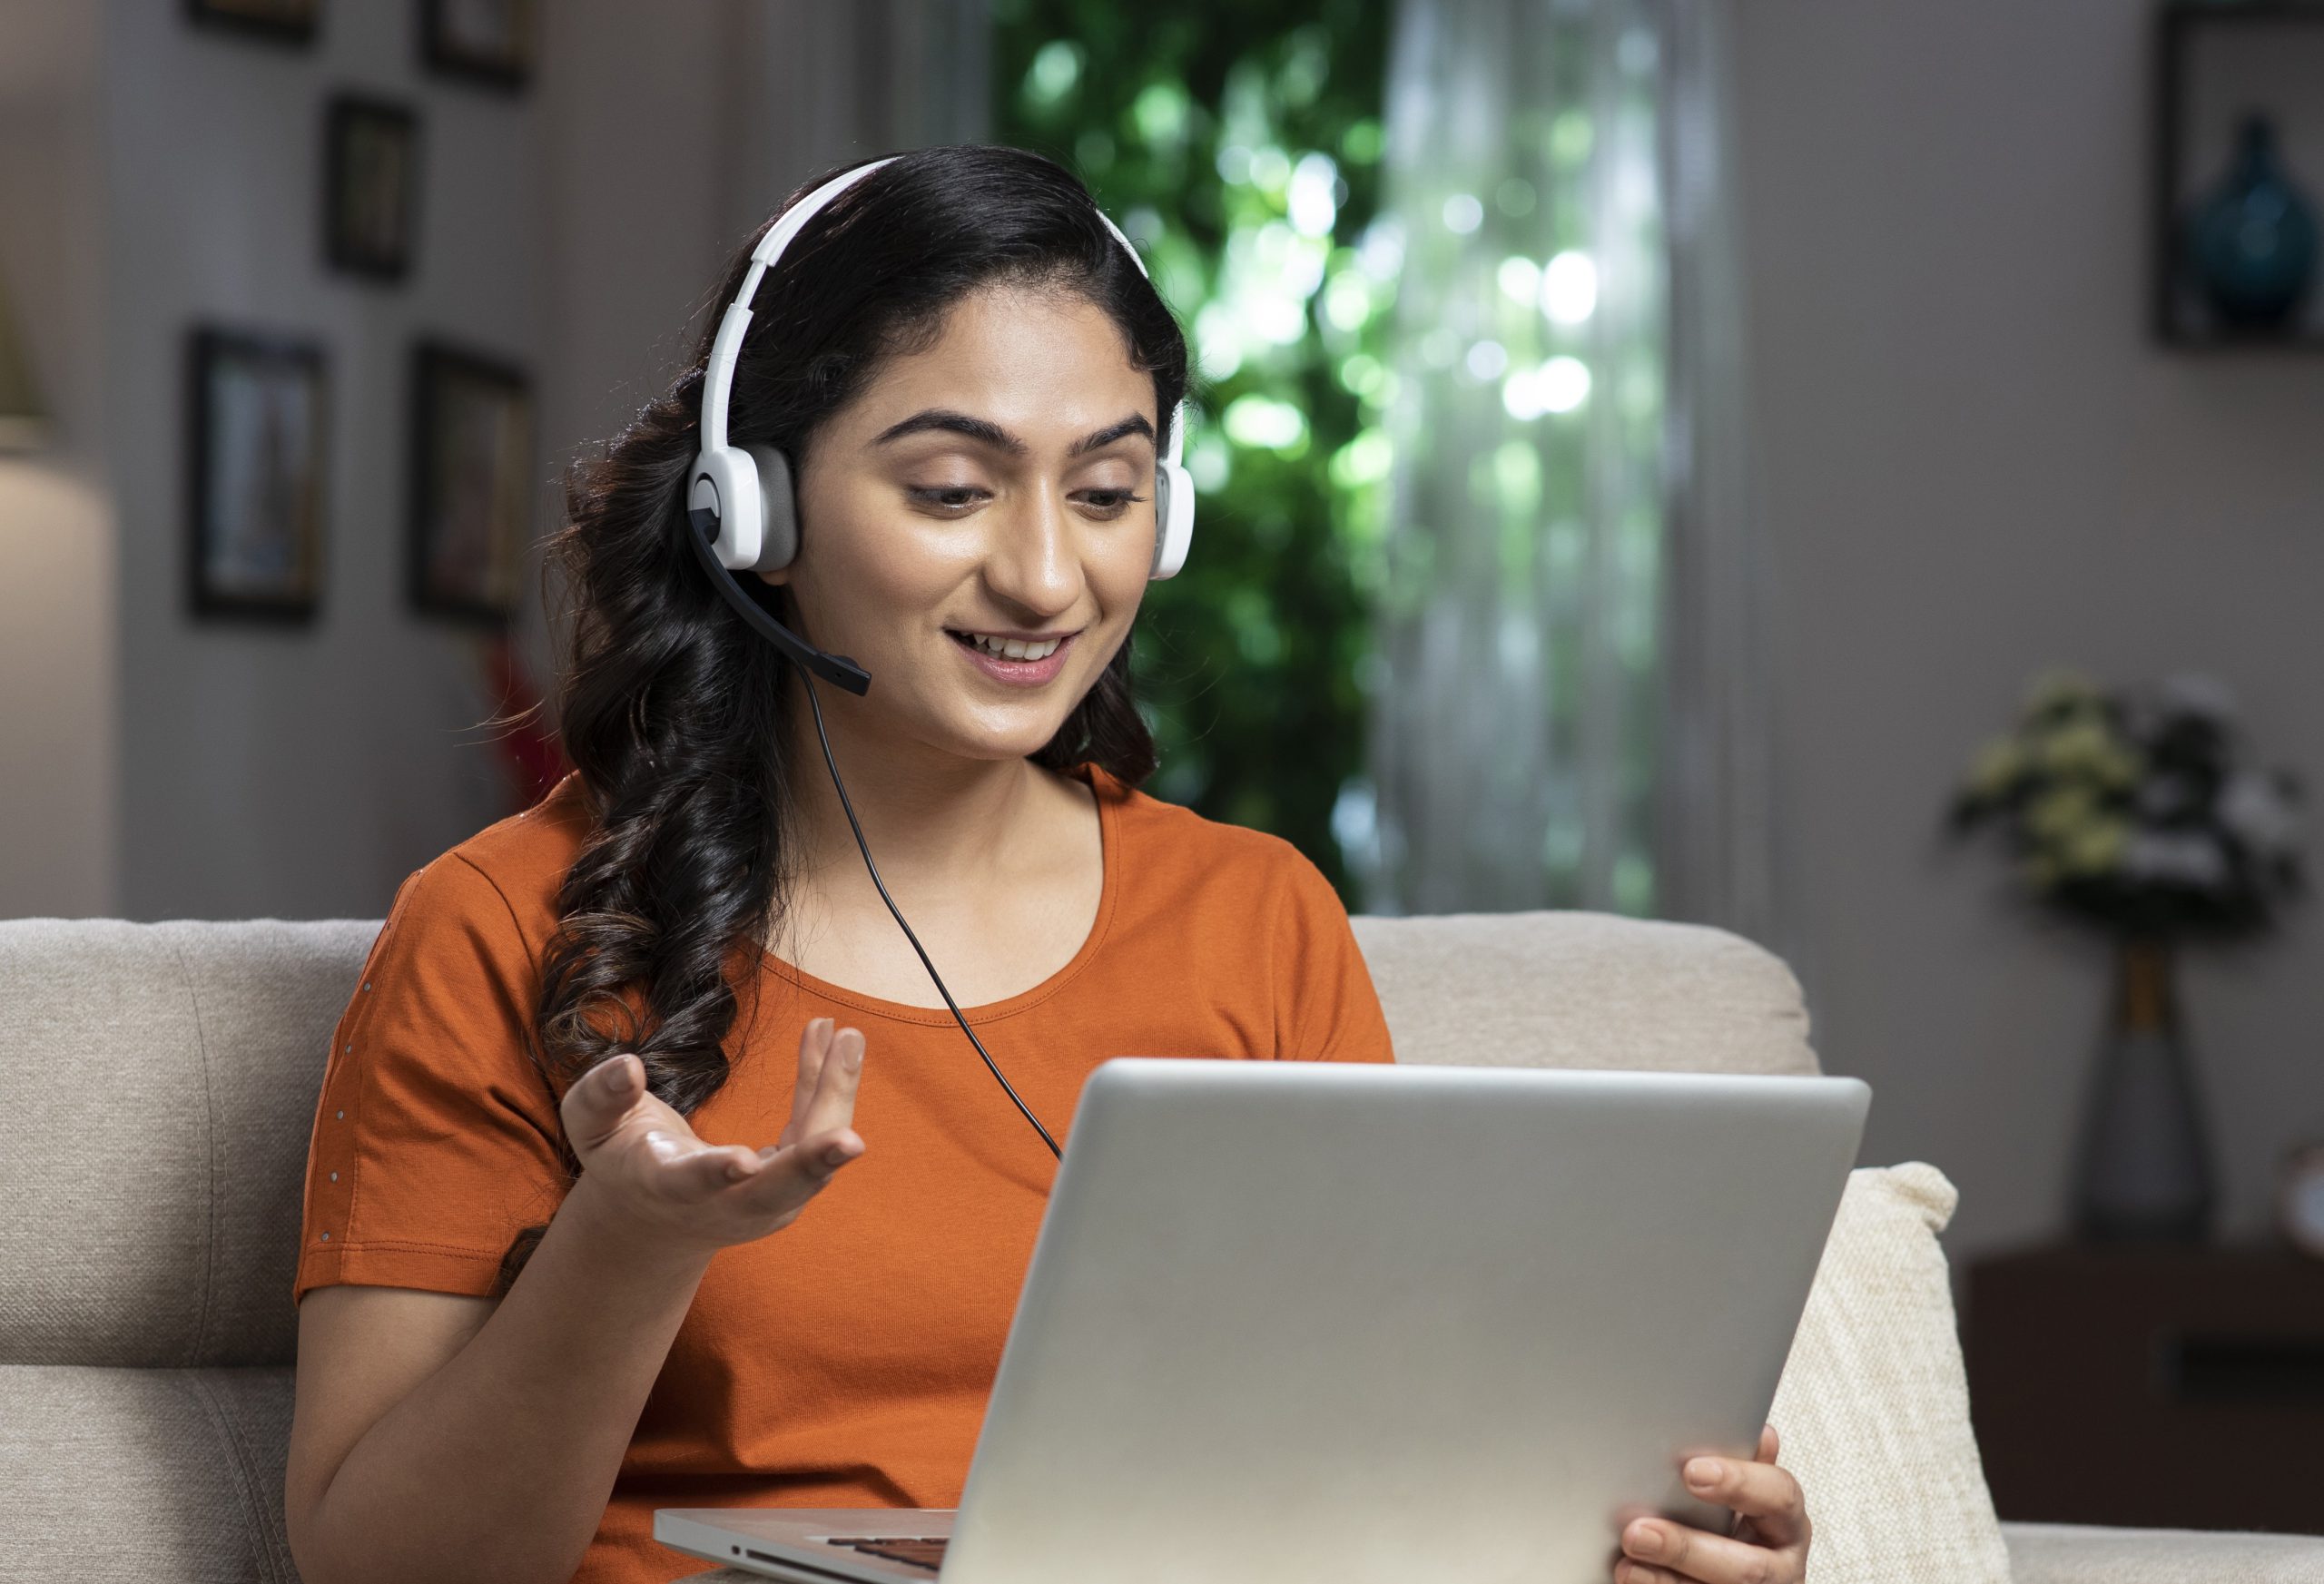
{"left": 683, "top": 487, "right": 872, "bottom": 695}
{"left": 684, "top": 155, "right": 1195, "bottom": 1160}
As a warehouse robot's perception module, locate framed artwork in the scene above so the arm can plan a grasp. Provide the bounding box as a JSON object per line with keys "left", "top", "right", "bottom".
{"left": 324, "top": 94, "right": 419, "bottom": 282}
{"left": 409, "top": 339, "right": 535, "bottom": 625}
{"left": 185, "top": 0, "right": 317, "bottom": 45}
{"left": 187, "top": 326, "right": 330, "bottom": 623}
{"left": 2152, "top": 2, "right": 2324, "bottom": 349}
{"left": 421, "top": 0, "right": 537, "bottom": 90}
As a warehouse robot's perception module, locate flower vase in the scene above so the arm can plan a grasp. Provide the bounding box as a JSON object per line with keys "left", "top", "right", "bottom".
{"left": 2185, "top": 112, "right": 2320, "bottom": 330}
{"left": 2071, "top": 936, "right": 2216, "bottom": 1241}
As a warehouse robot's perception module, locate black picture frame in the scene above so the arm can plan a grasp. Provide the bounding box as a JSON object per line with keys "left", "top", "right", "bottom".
{"left": 185, "top": 0, "right": 318, "bottom": 45}
{"left": 408, "top": 339, "right": 535, "bottom": 626}
{"left": 323, "top": 93, "right": 420, "bottom": 282}
{"left": 2152, "top": 1, "right": 2324, "bottom": 351}
{"left": 420, "top": 0, "right": 536, "bottom": 92}
{"left": 187, "top": 325, "right": 330, "bottom": 625}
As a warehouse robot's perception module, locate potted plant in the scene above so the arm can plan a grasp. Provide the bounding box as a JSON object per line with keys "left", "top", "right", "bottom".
{"left": 1945, "top": 670, "right": 2305, "bottom": 1240}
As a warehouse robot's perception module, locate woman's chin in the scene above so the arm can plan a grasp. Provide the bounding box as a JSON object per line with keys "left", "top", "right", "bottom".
{"left": 922, "top": 696, "right": 1086, "bottom": 762}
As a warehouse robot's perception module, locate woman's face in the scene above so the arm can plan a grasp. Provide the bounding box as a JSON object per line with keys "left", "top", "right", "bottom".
{"left": 768, "top": 280, "right": 1160, "bottom": 763}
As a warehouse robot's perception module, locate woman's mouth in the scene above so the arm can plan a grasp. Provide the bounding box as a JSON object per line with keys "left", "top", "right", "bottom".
{"left": 945, "top": 627, "right": 1078, "bottom": 686}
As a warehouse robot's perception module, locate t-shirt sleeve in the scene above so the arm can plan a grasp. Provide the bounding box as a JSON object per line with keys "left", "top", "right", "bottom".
{"left": 293, "top": 851, "right": 574, "bottom": 1306}
{"left": 1269, "top": 841, "right": 1397, "bottom": 1065}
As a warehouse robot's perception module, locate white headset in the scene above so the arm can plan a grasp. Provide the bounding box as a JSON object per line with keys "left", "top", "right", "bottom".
{"left": 687, "top": 155, "right": 1197, "bottom": 595}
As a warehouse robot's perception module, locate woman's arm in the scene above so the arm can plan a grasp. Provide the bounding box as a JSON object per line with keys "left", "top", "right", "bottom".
{"left": 286, "top": 1171, "right": 713, "bottom": 1584}
{"left": 287, "top": 1018, "right": 869, "bottom": 1584}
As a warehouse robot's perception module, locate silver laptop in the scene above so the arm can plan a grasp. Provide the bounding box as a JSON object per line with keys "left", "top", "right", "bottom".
{"left": 657, "top": 1058, "right": 1869, "bottom": 1584}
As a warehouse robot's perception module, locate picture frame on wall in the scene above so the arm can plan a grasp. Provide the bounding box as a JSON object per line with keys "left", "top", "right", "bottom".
{"left": 2152, "top": 2, "right": 2324, "bottom": 349}
{"left": 421, "top": 0, "right": 537, "bottom": 91}
{"left": 324, "top": 94, "right": 420, "bottom": 282}
{"left": 187, "top": 325, "right": 330, "bottom": 623}
{"left": 409, "top": 339, "right": 535, "bottom": 625}
{"left": 185, "top": 0, "right": 318, "bottom": 46}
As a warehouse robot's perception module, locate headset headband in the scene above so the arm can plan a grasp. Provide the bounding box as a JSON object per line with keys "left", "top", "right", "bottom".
{"left": 700, "top": 157, "right": 1187, "bottom": 471}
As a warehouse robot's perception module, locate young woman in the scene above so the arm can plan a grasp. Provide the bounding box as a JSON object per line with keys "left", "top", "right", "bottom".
{"left": 281, "top": 144, "right": 1811, "bottom": 1584}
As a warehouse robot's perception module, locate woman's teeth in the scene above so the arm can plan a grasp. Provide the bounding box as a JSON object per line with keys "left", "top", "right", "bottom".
{"left": 956, "top": 632, "right": 1061, "bottom": 661}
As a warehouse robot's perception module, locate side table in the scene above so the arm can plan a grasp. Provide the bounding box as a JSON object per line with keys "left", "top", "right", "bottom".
{"left": 1963, "top": 1242, "right": 2324, "bottom": 1532}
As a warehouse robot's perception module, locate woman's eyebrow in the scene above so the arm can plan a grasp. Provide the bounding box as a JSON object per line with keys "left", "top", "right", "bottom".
{"left": 870, "top": 408, "right": 1155, "bottom": 457}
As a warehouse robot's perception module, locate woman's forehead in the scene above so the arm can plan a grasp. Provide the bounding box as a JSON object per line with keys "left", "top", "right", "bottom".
{"left": 844, "top": 285, "right": 1151, "bottom": 446}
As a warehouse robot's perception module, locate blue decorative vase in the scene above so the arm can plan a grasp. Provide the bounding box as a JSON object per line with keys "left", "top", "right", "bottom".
{"left": 2185, "top": 113, "right": 2319, "bottom": 330}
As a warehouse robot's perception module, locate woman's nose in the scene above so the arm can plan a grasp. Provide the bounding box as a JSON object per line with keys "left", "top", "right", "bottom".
{"left": 981, "top": 484, "right": 1081, "bottom": 617}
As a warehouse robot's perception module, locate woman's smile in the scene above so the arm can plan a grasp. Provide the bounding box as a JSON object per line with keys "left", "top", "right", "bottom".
{"left": 945, "top": 625, "right": 1080, "bottom": 685}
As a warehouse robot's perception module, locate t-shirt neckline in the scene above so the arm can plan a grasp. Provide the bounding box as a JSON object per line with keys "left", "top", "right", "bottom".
{"left": 752, "top": 761, "right": 1123, "bottom": 1028}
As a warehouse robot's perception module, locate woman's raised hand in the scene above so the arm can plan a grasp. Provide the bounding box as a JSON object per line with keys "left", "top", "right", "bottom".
{"left": 557, "top": 1017, "right": 867, "bottom": 1254}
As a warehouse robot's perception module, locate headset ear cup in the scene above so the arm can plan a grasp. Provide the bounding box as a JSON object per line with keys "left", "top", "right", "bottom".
{"left": 742, "top": 443, "right": 800, "bottom": 572}
{"left": 1150, "top": 459, "right": 1196, "bottom": 580}
{"left": 693, "top": 446, "right": 763, "bottom": 569}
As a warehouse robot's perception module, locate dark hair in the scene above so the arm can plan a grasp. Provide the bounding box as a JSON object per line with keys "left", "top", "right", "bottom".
{"left": 492, "top": 144, "right": 1187, "bottom": 1294}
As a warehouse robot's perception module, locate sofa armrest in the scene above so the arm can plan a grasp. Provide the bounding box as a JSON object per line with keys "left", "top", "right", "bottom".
{"left": 2004, "top": 1520, "right": 2324, "bottom": 1584}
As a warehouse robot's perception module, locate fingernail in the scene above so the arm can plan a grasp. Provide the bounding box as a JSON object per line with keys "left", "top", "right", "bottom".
{"left": 823, "top": 1143, "right": 853, "bottom": 1167}
{"left": 1629, "top": 1524, "right": 1665, "bottom": 1560}
{"left": 1685, "top": 1458, "right": 1720, "bottom": 1490}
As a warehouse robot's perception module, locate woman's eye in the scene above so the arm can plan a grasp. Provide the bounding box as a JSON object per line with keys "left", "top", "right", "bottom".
{"left": 909, "top": 486, "right": 987, "bottom": 510}
{"left": 1079, "top": 489, "right": 1143, "bottom": 517}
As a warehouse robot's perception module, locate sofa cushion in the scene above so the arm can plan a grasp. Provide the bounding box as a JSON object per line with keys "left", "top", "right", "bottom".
{"left": 2002, "top": 1520, "right": 2324, "bottom": 1584}
{"left": 1769, "top": 1163, "right": 2012, "bottom": 1584}
{"left": 0, "top": 1363, "right": 298, "bottom": 1584}
{"left": 1352, "top": 911, "right": 1819, "bottom": 1074}
{"left": 0, "top": 919, "right": 376, "bottom": 1369}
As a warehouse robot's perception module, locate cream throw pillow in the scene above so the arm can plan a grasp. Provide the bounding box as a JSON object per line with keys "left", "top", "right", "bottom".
{"left": 1768, "top": 1163, "right": 2013, "bottom": 1584}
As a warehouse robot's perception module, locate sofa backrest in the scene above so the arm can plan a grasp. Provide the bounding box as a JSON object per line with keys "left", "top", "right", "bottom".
{"left": 0, "top": 912, "right": 1817, "bottom": 1371}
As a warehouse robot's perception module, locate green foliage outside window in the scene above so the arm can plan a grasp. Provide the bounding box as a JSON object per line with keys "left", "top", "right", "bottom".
{"left": 993, "top": 0, "right": 1394, "bottom": 900}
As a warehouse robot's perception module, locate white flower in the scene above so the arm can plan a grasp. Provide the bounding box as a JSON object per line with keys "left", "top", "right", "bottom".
{"left": 2220, "top": 770, "right": 2302, "bottom": 857}
{"left": 2121, "top": 829, "right": 2230, "bottom": 891}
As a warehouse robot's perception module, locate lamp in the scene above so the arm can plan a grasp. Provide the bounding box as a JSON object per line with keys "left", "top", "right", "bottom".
{"left": 0, "top": 264, "right": 51, "bottom": 452}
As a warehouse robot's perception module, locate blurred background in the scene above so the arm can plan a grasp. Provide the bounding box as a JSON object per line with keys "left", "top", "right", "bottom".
{"left": 3, "top": 0, "right": 2321, "bottom": 1533}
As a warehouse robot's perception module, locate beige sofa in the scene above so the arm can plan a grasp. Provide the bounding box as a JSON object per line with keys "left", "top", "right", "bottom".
{"left": 1, "top": 913, "right": 2319, "bottom": 1583}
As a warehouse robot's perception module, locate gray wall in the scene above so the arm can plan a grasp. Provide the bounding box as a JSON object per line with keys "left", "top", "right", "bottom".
{"left": 105, "top": 0, "right": 540, "bottom": 920}
{"left": 0, "top": 0, "right": 983, "bottom": 922}
{"left": 1731, "top": 0, "right": 2324, "bottom": 1258}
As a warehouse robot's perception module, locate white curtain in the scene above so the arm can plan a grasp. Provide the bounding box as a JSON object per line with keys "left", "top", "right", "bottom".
{"left": 1650, "top": 0, "right": 1786, "bottom": 952}
{"left": 1359, "top": 0, "right": 1780, "bottom": 949}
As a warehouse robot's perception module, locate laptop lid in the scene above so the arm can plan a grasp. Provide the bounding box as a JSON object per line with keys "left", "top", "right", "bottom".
{"left": 933, "top": 1058, "right": 1868, "bottom": 1584}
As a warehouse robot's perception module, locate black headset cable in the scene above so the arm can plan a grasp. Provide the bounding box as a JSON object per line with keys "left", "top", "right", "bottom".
{"left": 798, "top": 671, "right": 1065, "bottom": 1160}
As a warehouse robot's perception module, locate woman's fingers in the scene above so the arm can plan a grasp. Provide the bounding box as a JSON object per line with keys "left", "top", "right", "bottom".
{"left": 783, "top": 1018, "right": 835, "bottom": 1146}
{"left": 1687, "top": 1451, "right": 1807, "bottom": 1549}
{"left": 798, "top": 1026, "right": 865, "bottom": 1139}
{"left": 560, "top": 1052, "right": 645, "bottom": 1153}
{"left": 655, "top": 1139, "right": 764, "bottom": 1202}
{"left": 1617, "top": 1449, "right": 1809, "bottom": 1584}
{"left": 1619, "top": 1515, "right": 1801, "bottom": 1584}
{"left": 727, "top": 1127, "right": 866, "bottom": 1219}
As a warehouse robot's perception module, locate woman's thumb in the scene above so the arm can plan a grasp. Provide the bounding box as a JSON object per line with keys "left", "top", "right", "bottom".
{"left": 568, "top": 1053, "right": 641, "bottom": 1122}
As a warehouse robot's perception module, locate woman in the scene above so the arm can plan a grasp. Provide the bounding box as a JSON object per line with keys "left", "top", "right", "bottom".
{"left": 282, "top": 144, "right": 1810, "bottom": 1584}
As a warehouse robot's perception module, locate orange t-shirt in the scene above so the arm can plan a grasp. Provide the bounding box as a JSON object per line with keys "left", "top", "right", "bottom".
{"left": 293, "top": 761, "right": 1396, "bottom": 1584}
